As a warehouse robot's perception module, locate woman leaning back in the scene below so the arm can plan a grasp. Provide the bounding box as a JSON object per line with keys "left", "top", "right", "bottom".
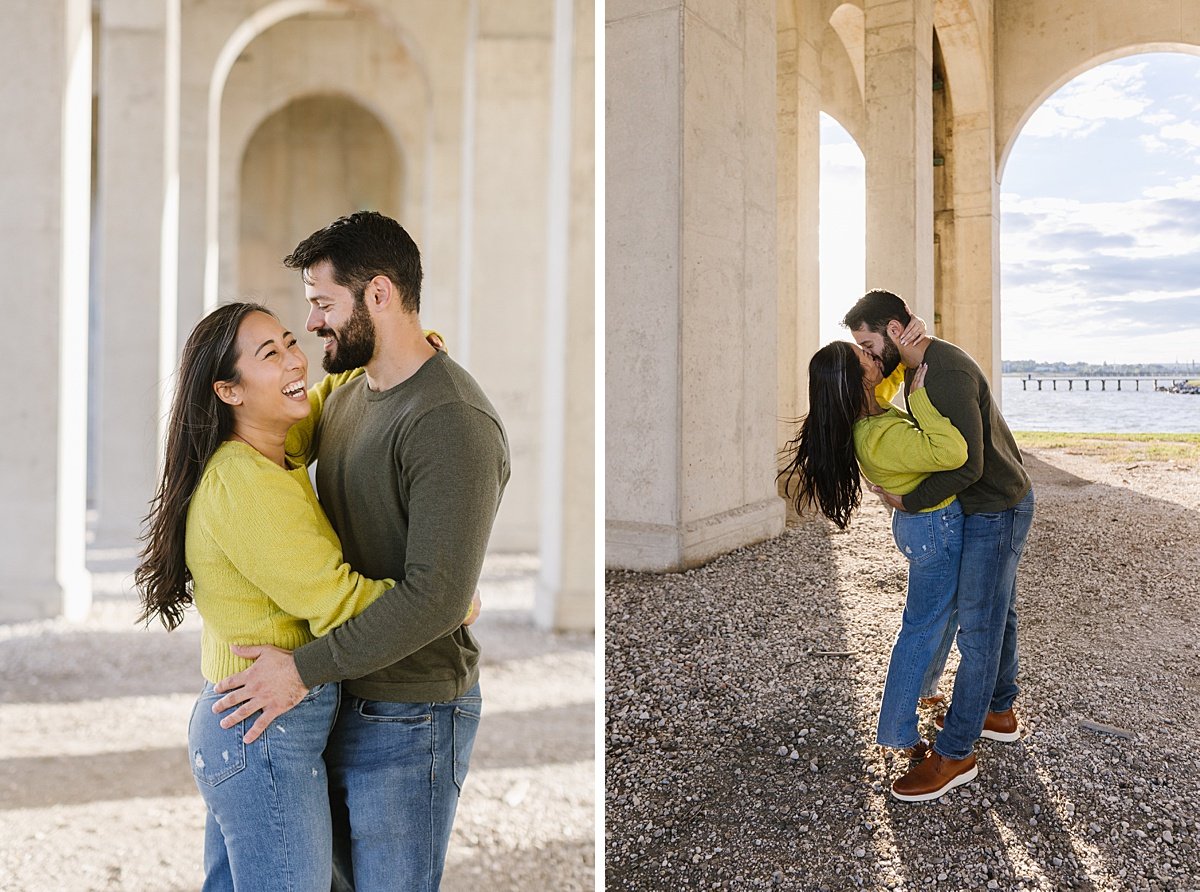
{"left": 779, "top": 325, "right": 967, "bottom": 764}
{"left": 134, "top": 302, "right": 464, "bottom": 891}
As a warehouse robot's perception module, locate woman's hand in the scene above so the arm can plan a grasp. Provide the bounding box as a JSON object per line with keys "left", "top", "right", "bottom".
{"left": 463, "top": 589, "right": 482, "bottom": 626}
{"left": 899, "top": 315, "right": 928, "bottom": 346}
{"left": 910, "top": 362, "right": 929, "bottom": 392}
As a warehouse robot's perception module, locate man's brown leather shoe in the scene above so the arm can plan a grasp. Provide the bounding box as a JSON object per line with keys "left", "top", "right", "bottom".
{"left": 890, "top": 751, "right": 978, "bottom": 802}
{"left": 899, "top": 738, "right": 930, "bottom": 761}
{"left": 917, "top": 694, "right": 944, "bottom": 707}
{"left": 935, "top": 708, "right": 1020, "bottom": 742}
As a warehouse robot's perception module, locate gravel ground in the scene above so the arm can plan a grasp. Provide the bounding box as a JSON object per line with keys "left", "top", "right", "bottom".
{"left": 605, "top": 444, "right": 1200, "bottom": 891}
{"left": 0, "top": 553, "right": 595, "bottom": 891}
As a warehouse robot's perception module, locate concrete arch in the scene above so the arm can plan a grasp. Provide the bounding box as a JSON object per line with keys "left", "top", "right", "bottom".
{"left": 204, "top": 0, "right": 433, "bottom": 309}
{"left": 995, "top": 0, "right": 1200, "bottom": 177}
{"left": 228, "top": 89, "right": 413, "bottom": 219}
{"left": 998, "top": 43, "right": 1200, "bottom": 178}
{"left": 820, "top": 3, "right": 865, "bottom": 144}
{"left": 214, "top": 8, "right": 430, "bottom": 306}
{"left": 235, "top": 94, "right": 404, "bottom": 340}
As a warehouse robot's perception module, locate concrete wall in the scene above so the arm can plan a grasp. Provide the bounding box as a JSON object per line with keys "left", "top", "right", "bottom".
{"left": 606, "top": 0, "right": 786, "bottom": 571}
{"left": 2, "top": 0, "right": 594, "bottom": 628}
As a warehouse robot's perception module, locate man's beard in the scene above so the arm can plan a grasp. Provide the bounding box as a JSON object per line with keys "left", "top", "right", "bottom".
{"left": 320, "top": 298, "right": 376, "bottom": 373}
{"left": 877, "top": 335, "right": 902, "bottom": 378}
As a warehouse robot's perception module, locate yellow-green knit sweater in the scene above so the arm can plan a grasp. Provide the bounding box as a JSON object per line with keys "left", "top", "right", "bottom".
{"left": 852, "top": 387, "right": 968, "bottom": 514}
{"left": 185, "top": 433, "right": 393, "bottom": 683}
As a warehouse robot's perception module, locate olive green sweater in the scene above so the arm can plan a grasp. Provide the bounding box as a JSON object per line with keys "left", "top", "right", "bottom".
{"left": 292, "top": 350, "right": 510, "bottom": 702}
{"left": 900, "top": 339, "right": 1031, "bottom": 514}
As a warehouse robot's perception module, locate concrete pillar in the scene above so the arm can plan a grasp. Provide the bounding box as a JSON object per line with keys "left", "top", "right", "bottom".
{"left": 535, "top": 0, "right": 593, "bottom": 631}
{"left": 864, "top": 0, "right": 935, "bottom": 321}
{"left": 0, "top": 0, "right": 92, "bottom": 621}
{"left": 467, "top": 0, "right": 552, "bottom": 553}
{"left": 92, "top": 0, "right": 167, "bottom": 550}
{"left": 776, "top": 8, "right": 823, "bottom": 450}
{"left": 939, "top": 122, "right": 1001, "bottom": 384}
{"left": 606, "top": 0, "right": 784, "bottom": 572}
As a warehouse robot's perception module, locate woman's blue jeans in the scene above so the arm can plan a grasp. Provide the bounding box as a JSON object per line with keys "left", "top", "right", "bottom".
{"left": 876, "top": 500, "right": 964, "bottom": 749}
{"left": 189, "top": 680, "right": 340, "bottom": 892}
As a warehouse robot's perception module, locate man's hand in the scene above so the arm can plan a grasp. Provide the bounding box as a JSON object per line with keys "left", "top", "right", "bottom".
{"left": 212, "top": 644, "right": 307, "bottom": 744}
{"left": 868, "top": 483, "right": 907, "bottom": 511}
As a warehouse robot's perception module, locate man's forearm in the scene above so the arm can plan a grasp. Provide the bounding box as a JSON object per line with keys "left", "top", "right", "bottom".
{"left": 293, "top": 575, "right": 476, "bottom": 686}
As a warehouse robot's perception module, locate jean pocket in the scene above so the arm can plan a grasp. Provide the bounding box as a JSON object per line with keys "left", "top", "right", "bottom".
{"left": 452, "top": 703, "right": 481, "bottom": 793}
{"left": 298, "top": 683, "right": 328, "bottom": 704}
{"left": 355, "top": 699, "right": 433, "bottom": 725}
{"left": 892, "top": 512, "right": 939, "bottom": 565}
{"left": 188, "top": 697, "right": 246, "bottom": 787}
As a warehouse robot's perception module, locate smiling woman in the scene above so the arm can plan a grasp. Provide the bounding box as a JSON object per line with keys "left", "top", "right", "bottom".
{"left": 134, "top": 301, "right": 397, "bottom": 890}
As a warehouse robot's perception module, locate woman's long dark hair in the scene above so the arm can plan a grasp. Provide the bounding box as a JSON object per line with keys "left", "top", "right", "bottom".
{"left": 778, "top": 341, "right": 869, "bottom": 529}
{"left": 135, "top": 302, "right": 272, "bottom": 630}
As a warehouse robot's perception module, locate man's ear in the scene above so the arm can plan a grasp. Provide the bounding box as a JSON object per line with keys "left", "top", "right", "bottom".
{"left": 214, "top": 379, "right": 241, "bottom": 406}
{"left": 886, "top": 319, "right": 905, "bottom": 341}
{"left": 366, "top": 275, "right": 395, "bottom": 311}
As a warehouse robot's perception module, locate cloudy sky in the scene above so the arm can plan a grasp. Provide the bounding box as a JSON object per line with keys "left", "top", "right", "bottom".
{"left": 819, "top": 52, "right": 1200, "bottom": 366}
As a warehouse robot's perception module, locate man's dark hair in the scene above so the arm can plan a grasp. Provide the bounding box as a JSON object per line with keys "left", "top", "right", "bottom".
{"left": 841, "top": 289, "right": 912, "bottom": 335}
{"left": 283, "top": 211, "right": 423, "bottom": 313}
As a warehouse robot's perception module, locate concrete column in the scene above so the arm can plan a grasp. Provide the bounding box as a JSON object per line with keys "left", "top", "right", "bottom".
{"left": 939, "top": 123, "right": 1001, "bottom": 384}
{"left": 0, "top": 0, "right": 92, "bottom": 621}
{"left": 467, "top": 0, "right": 553, "bottom": 553}
{"left": 606, "top": 0, "right": 784, "bottom": 572}
{"left": 776, "top": 10, "right": 823, "bottom": 450}
{"left": 92, "top": 0, "right": 168, "bottom": 550}
{"left": 864, "top": 0, "right": 934, "bottom": 320}
{"left": 535, "top": 0, "right": 593, "bottom": 631}
{"left": 175, "top": 14, "right": 212, "bottom": 352}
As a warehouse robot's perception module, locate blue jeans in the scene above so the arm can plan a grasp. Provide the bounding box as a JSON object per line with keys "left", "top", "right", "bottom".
{"left": 934, "top": 487, "right": 1035, "bottom": 760}
{"left": 919, "top": 606, "right": 957, "bottom": 699}
{"left": 189, "top": 680, "right": 340, "bottom": 892}
{"left": 329, "top": 684, "right": 483, "bottom": 892}
{"left": 876, "top": 501, "right": 964, "bottom": 748}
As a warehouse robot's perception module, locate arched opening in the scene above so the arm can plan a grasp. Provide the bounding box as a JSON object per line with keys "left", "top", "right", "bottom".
{"left": 818, "top": 112, "right": 865, "bottom": 346}
{"left": 1000, "top": 51, "right": 1200, "bottom": 431}
{"left": 237, "top": 94, "right": 403, "bottom": 349}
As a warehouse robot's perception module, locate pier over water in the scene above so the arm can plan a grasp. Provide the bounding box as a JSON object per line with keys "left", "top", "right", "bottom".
{"left": 1012, "top": 376, "right": 1199, "bottom": 394}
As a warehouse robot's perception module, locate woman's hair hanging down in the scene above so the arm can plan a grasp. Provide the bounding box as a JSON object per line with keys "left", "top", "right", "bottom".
{"left": 134, "top": 302, "right": 273, "bottom": 630}
{"left": 777, "top": 341, "right": 870, "bottom": 529}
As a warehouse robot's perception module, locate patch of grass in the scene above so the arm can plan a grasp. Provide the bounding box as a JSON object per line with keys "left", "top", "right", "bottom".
{"left": 1013, "top": 431, "right": 1200, "bottom": 464}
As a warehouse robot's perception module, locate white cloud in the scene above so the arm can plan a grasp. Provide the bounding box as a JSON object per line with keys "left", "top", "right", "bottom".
{"left": 1158, "top": 120, "right": 1200, "bottom": 147}
{"left": 1020, "top": 61, "right": 1151, "bottom": 139}
{"left": 1140, "top": 111, "right": 1177, "bottom": 126}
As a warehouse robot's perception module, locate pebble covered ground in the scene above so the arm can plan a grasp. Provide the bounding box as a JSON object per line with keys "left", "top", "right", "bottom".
{"left": 605, "top": 444, "right": 1200, "bottom": 891}
{"left": 0, "top": 553, "right": 595, "bottom": 891}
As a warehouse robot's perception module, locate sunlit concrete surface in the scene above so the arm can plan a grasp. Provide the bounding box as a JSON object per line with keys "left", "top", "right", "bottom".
{"left": 0, "top": 554, "right": 595, "bottom": 892}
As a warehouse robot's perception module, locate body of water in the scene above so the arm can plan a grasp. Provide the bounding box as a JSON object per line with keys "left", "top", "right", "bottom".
{"left": 1000, "top": 376, "right": 1200, "bottom": 433}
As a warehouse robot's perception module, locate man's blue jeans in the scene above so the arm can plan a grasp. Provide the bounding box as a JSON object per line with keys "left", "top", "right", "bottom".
{"left": 876, "top": 501, "right": 964, "bottom": 748}
{"left": 329, "top": 683, "right": 482, "bottom": 892}
{"left": 190, "top": 681, "right": 340, "bottom": 892}
{"left": 934, "top": 487, "right": 1036, "bottom": 760}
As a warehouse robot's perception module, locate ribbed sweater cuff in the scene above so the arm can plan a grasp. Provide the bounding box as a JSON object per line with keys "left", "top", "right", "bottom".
{"left": 294, "top": 637, "right": 342, "bottom": 687}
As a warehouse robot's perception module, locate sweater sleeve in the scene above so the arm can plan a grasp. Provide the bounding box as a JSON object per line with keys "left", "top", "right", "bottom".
{"left": 872, "top": 388, "right": 968, "bottom": 475}
{"left": 197, "top": 457, "right": 393, "bottom": 637}
{"left": 293, "top": 402, "right": 509, "bottom": 686}
{"left": 285, "top": 369, "right": 365, "bottom": 465}
{"left": 901, "top": 369, "right": 985, "bottom": 511}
